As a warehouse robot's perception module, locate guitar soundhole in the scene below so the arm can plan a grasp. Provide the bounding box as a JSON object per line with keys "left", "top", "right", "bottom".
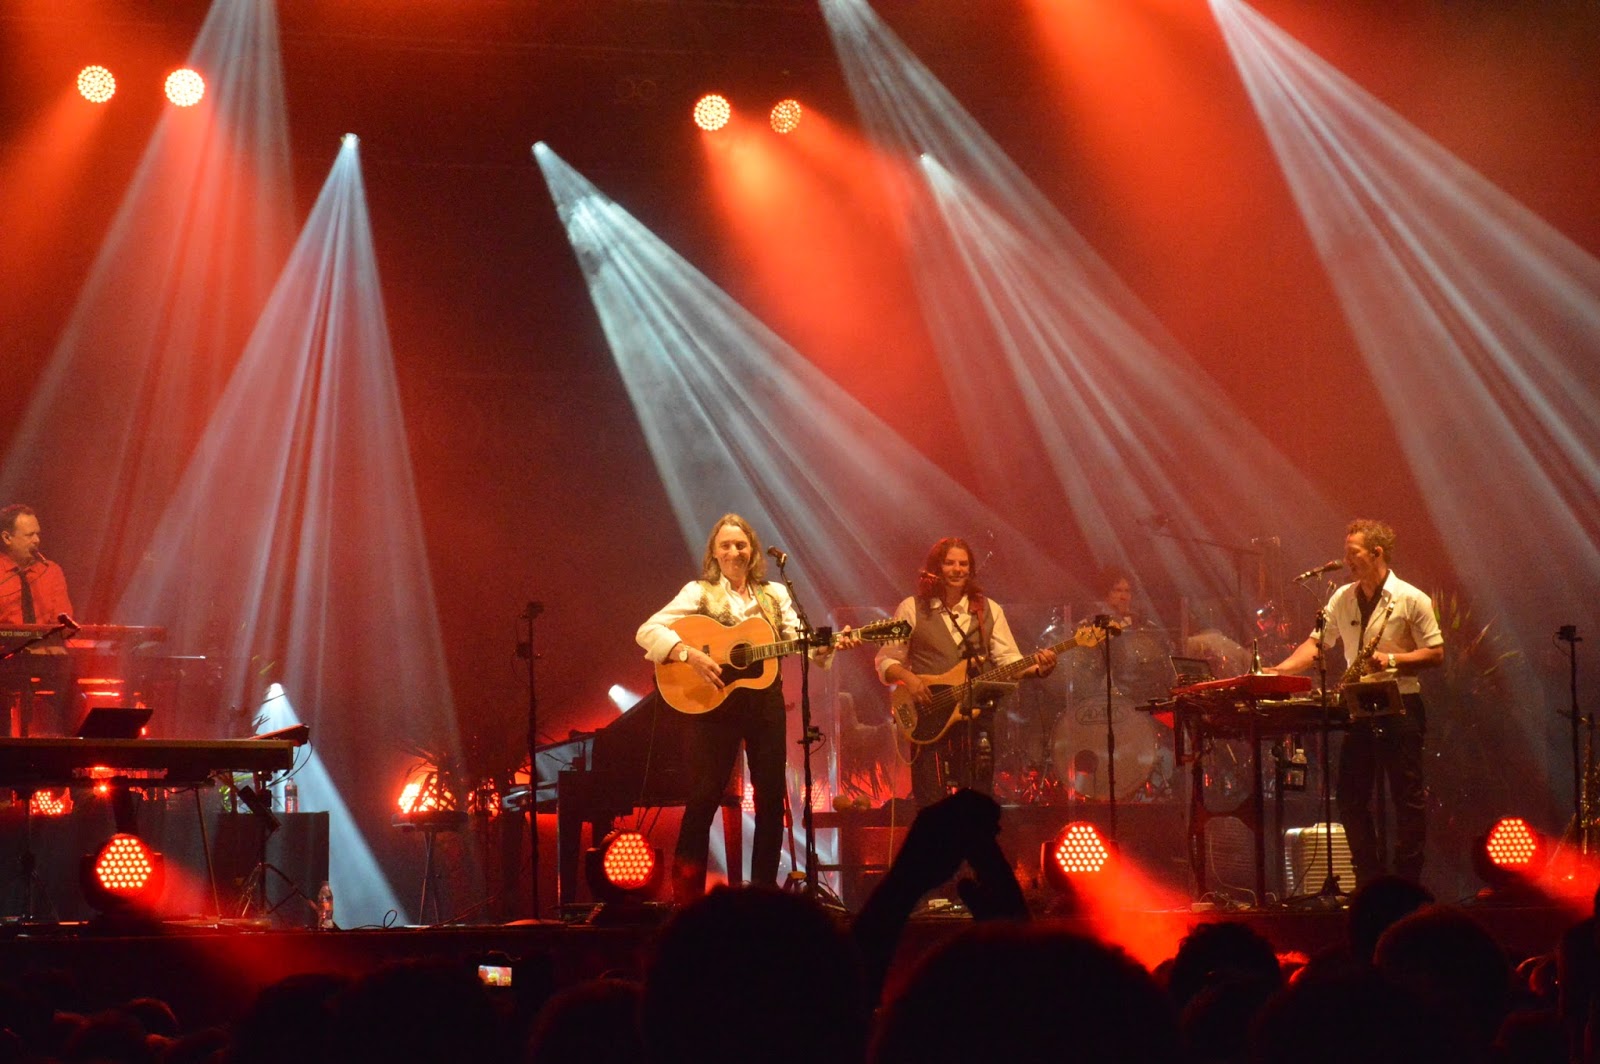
{"left": 719, "top": 646, "right": 763, "bottom": 684}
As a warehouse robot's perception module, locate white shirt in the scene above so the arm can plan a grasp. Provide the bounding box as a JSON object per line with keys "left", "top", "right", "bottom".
{"left": 636, "top": 576, "right": 806, "bottom": 664}
{"left": 875, "top": 594, "right": 1024, "bottom": 682}
{"left": 1314, "top": 570, "right": 1443, "bottom": 695}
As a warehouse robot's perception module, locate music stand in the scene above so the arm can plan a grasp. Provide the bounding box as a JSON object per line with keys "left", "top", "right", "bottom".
{"left": 75, "top": 706, "right": 153, "bottom": 739}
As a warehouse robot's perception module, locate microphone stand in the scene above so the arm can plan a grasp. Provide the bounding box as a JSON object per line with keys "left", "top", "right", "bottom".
{"left": 1095, "top": 615, "right": 1120, "bottom": 844}
{"left": 1144, "top": 522, "right": 1266, "bottom": 639}
{"left": 1557, "top": 626, "right": 1587, "bottom": 851}
{"left": 517, "top": 601, "right": 545, "bottom": 919}
{"left": 767, "top": 553, "right": 833, "bottom": 904}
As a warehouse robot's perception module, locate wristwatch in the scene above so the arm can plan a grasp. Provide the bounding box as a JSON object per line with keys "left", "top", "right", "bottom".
{"left": 1386, "top": 653, "right": 1396, "bottom": 669}
{"left": 677, "top": 645, "right": 690, "bottom": 663}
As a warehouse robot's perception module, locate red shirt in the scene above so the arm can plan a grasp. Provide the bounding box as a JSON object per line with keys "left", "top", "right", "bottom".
{"left": 0, "top": 558, "right": 75, "bottom": 625}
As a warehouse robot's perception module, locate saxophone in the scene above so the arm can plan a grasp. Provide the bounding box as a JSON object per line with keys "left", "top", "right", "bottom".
{"left": 1341, "top": 601, "right": 1396, "bottom": 686}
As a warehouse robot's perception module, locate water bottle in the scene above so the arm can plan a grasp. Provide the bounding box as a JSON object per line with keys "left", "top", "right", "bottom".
{"left": 283, "top": 779, "right": 299, "bottom": 814}
{"left": 316, "top": 881, "right": 334, "bottom": 930}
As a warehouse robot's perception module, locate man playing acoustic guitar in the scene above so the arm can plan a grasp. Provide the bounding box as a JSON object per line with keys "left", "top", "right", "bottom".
{"left": 876, "top": 536, "right": 1057, "bottom": 808}
{"left": 637, "top": 513, "right": 858, "bottom": 904}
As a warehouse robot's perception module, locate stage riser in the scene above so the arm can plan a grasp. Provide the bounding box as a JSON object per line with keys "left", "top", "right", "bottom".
{"left": 1, "top": 799, "right": 328, "bottom": 924}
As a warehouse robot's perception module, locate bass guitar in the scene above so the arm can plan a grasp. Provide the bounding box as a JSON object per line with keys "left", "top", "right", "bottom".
{"left": 891, "top": 622, "right": 1117, "bottom": 745}
{"left": 657, "top": 615, "right": 911, "bottom": 715}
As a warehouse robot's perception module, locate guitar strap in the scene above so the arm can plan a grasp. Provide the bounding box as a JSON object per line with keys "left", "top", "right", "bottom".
{"left": 937, "top": 599, "right": 989, "bottom": 672}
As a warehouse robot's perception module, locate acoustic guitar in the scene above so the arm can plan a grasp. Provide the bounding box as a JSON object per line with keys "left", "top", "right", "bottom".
{"left": 891, "top": 622, "right": 1117, "bottom": 745}
{"left": 657, "top": 615, "right": 912, "bottom": 715}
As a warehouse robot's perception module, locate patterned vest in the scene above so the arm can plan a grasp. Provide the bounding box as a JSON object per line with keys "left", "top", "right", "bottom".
{"left": 697, "top": 579, "right": 783, "bottom": 634}
{"left": 906, "top": 598, "right": 996, "bottom": 677}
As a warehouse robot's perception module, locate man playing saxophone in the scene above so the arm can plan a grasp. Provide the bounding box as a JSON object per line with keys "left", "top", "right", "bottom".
{"left": 1268, "top": 519, "right": 1443, "bottom": 888}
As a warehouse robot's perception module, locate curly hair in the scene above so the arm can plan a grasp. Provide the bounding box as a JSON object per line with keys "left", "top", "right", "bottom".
{"left": 1346, "top": 518, "right": 1396, "bottom": 563}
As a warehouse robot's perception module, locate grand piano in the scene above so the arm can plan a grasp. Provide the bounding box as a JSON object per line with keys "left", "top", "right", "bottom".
{"left": 538, "top": 691, "right": 743, "bottom": 907}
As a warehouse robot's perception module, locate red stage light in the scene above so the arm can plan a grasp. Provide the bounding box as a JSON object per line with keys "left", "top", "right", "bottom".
{"left": 693, "top": 94, "right": 731, "bottom": 132}
{"left": 80, "top": 833, "right": 166, "bottom": 912}
{"left": 29, "top": 789, "right": 73, "bottom": 817}
{"left": 769, "top": 99, "right": 803, "bottom": 134}
{"left": 77, "top": 66, "right": 116, "bottom": 104}
{"left": 1049, "top": 821, "right": 1112, "bottom": 876}
{"left": 599, "top": 830, "right": 657, "bottom": 892}
{"left": 164, "top": 68, "right": 206, "bottom": 108}
{"left": 1484, "top": 816, "right": 1540, "bottom": 868}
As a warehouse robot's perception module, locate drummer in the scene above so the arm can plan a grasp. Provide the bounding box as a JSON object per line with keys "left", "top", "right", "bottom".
{"left": 1090, "top": 566, "right": 1137, "bottom": 630}
{"left": 1073, "top": 566, "right": 1172, "bottom": 703}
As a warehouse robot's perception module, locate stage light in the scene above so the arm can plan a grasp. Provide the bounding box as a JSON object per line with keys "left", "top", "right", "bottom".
{"left": 608, "top": 684, "right": 643, "bottom": 711}
{"left": 80, "top": 833, "right": 166, "bottom": 913}
{"left": 693, "top": 93, "right": 731, "bottom": 132}
{"left": 585, "top": 829, "right": 664, "bottom": 903}
{"left": 1472, "top": 816, "right": 1548, "bottom": 896}
{"left": 397, "top": 769, "right": 447, "bottom": 814}
{"left": 77, "top": 65, "right": 116, "bottom": 104}
{"left": 164, "top": 68, "right": 206, "bottom": 108}
{"left": 1044, "top": 821, "right": 1113, "bottom": 890}
{"left": 29, "top": 789, "right": 72, "bottom": 817}
{"left": 769, "top": 98, "right": 803, "bottom": 134}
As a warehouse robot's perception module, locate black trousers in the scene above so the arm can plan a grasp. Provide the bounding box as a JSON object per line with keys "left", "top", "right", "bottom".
{"left": 911, "top": 711, "right": 995, "bottom": 807}
{"left": 674, "top": 682, "right": 786, "bottom": 902}
{"left": 1337, "top": 699, "right": 1426, "bottom": 887}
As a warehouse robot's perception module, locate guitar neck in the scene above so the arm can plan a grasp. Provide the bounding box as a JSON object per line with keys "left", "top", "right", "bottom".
{"left": 747, "top": 637, "right": 810, "bottom": 663}
{"left": 958, "top": 632, "right": 1091, "bottom": 689}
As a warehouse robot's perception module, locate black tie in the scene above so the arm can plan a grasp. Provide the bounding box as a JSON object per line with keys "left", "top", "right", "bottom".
{"left": 15, "top": 566, "right": 34, "bottom": 624}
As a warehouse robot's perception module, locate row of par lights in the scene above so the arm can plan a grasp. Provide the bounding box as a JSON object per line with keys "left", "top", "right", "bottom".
{"left": 76, "top": 65, "right": 207, "bottom": 107}
{"left": 693, "top": 94, "right": 804, "bottom": 134}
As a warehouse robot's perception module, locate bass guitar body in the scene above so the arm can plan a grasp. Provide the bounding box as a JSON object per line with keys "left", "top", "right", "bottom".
{"left": 889, "top": 662, "right": 977, "bottom": 745}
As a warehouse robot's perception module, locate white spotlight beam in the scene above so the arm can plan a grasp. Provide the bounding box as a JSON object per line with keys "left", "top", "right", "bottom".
{"left": 0, "top": 0, "right": 294, "bottom": 614}
{"left": 1212, "top": 0, "right": 1600, "bottom": 650}
{"left": 117, "top": 137, "right": 458, "bottom": 926}
{"left": 822, "top": 0, "right": 1339, "bottom": 610}
{"left": 534, "top": 141, "right": 1077, "bottom": 610}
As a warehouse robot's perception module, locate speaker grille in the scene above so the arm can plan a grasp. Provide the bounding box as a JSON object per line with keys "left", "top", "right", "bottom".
{"left": 1283, "top": 822, "right": 1354, "bottom": 896}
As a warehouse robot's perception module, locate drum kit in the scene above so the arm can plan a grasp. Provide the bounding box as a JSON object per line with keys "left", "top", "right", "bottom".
{"left": 996, "top": 603, "right": 1297, "bottom": 806}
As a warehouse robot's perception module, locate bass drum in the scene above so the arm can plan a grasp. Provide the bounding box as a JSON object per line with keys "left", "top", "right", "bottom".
{"left": 1050, "top": 693, "right": 1158, "bottom": 801}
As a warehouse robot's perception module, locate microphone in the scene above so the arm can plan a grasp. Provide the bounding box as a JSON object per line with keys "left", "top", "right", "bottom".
{"left": 766, "top": 546, "right": 788, "bottom": 566}
{"left": 1292, "top": 560, "right": 1343, "bottom": 582}
{"left": 57, "top": 612, "right": 80, "bottom": 632}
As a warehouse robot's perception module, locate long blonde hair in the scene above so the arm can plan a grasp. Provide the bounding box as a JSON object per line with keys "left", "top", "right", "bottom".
{"left": 699, "top": 512, "right": 768, "bottom": 584}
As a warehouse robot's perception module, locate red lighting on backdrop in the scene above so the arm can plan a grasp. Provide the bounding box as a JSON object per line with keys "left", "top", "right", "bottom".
{"left": 693, "top": 93, "right": 731, "bottom": 132}
{"left": 164, "top": 69, "right": 206, "bottom": 108}
{"left": 77, "top": 66, "right": 116, "bottom": 104}
{"left": 29, "top": 789, "right": 72, "bottom": 817}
